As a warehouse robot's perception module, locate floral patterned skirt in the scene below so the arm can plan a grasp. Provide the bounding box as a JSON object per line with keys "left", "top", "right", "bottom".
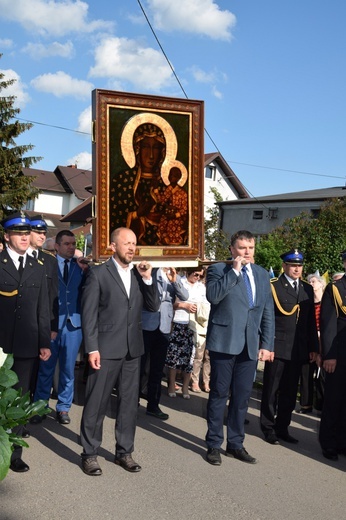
{"left": 165, "top": 323, "right": 195, "bottom": 373}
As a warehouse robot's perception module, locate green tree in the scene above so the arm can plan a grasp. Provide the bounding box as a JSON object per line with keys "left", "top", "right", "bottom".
{"left": 255, "top": 198, "right": 346, "bottom": 276}
{"left": 204, "top": 187, "right": 230, "bottom": 260}
{"left": 0, "top": 54, "right": 41, "bottom": 222}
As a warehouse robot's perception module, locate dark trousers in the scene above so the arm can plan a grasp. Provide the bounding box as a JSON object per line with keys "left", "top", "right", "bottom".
{"left": 260, "top": 357, "right": 301, "bottom": 435}
{"left": 142, "top": 329, "right": 170, "bottom": 412}
{"left": 206, "top": 348, "right": 256, "bottom": 450}
{"left": 299, "top": 362, "right": 316, "bottom": 408}
{"left": 319, "top": 361, "right": 346, "bottom": 450}
{"left": 12, "top": 357, "right": 38, "bottom": 462}
{"left": 80, "top": 355, "right": 140, "bottom": 457}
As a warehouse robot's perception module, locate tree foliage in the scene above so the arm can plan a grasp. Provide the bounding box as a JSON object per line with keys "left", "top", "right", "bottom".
{"left": 0, "top": 54, "right": 41, "bottom": 222}
{"left": 255, "top": 198, "right": 346, "bottom": 276}
{"left": 204, "top": 187, "right": 230, "bottom": 260}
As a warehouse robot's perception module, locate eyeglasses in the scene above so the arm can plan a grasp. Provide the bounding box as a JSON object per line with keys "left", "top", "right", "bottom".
{"left": 192, "top": 272, "right": 204, "bottom": 278}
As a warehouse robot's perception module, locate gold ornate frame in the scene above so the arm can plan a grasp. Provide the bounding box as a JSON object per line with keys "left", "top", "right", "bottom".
{"left": 92, "top": 89, "right": 204, "bottom": 264}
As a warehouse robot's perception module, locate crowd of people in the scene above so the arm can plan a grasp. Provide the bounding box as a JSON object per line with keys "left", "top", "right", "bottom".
{"left": 1, "top": 213, "right": 345, "bottom": 475}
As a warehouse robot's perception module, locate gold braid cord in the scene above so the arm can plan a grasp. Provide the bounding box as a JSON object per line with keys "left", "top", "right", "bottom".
{"left": 0, "top": 289, "right": 18, "bottom": 297}
{"left": 270, "top": 284, "right": 300, "bottom": 323}
{"left": 332, "top": 284, "right": 346, "bottom": 317}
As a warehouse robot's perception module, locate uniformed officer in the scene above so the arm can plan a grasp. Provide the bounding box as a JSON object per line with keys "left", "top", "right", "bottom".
{"left": 260, "top": 249, "right": 319, "bottom": 445}
{"left": 0, "top": 211, "right": 51, "bottom": 472}
{"left": 28, "top": 214, "right": 59, "bottom": 337}
{"left": 319, "top": 250, "right": 346, "bottom": 460}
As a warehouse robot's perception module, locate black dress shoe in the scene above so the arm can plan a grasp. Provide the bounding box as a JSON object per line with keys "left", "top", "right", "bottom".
{"left": 146, "top": 408, "right": 169, "bottom": 420}
{"left": 10, "top": 458, "right": 30, "bottom": 472}
{"left": 276, "top": 432, "right": 299, "bottom": 444}
{"left": 81, "top": 456, "right": 102, "bottom": 476}
{"left": 265, "top": 433, "right": 280, "bottom": 445}
{"left": 22, "top": 426, "right": 30, "bottom": 438}
{"left": 322, "top": 448, "right": 338, "bottom": 461}
{"left": 225, "top": 447, "right": 257, "bottom": 464}
{"left": 30, "top": 414, "right": 47, "bottom": 424}
{"left": 296, "top": 407, "right": 313, "bottom": 414}
{"left": 56, "top": 411, "right": 71, "bottom": 424}
{"left": 114, "top": 454, "right": 142, "bottom": 472}
{"left": 206, "top": 448, "right": 222, "bottom": 465}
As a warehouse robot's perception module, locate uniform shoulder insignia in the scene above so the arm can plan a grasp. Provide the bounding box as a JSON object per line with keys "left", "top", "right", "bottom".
{"left": 42, "top": 249, "right": 56, "bottom": 258}
{"left": 270, "top": 277, "right": 278, "bottom": 283}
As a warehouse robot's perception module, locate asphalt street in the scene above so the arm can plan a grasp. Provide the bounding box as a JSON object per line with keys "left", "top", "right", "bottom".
{"left": 1, "top": 366, "right": 345, "bottom": 520}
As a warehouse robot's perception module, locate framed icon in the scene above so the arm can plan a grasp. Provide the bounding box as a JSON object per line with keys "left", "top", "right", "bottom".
{"left": 92, "top": 89, "right": 204, "bottom": 264}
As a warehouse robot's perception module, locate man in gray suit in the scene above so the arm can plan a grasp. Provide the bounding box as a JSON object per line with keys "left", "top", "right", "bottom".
{"left": 205, "top": 230, "right": 275, "bottom": 466}
{"left": 80, "top": 228, "right": 159, "bottom": 476}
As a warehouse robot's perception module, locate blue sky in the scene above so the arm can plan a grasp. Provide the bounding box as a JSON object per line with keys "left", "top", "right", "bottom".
{"left": 0, "top": 0, "right": 345, "bottom": 197}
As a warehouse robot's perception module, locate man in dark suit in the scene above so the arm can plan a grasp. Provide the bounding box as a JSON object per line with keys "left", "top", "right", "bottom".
{"left": 34, "top": 230, "right": 88, "bottom": 425}
{"left": 205, "top": 230, "right": 275, "bottom": 466}
{"left": 0, "top": 212, "right": 51, "bottom": 473}
{"left": 319, "top": 251, "right": 346, "bottom": 461}
{"left": 260, "top": 249, "right": 319, "bottom": 445}
{"left": 80, "top": 227, "right": 159, "bottom": 476}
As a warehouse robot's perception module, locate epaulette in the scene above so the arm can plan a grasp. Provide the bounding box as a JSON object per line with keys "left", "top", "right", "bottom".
{"left": 270, "top": 277, "right": 278, "bottom": 283}
{"left": 42, "top": 249, "right": 56, "bottom": 258}
{"left": 332, "top": 284, "right": 346, "bottom": 317}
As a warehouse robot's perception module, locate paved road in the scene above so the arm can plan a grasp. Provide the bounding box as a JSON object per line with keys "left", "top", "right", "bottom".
{"left": 2, "top": 367, "right": 346, "bottom": 520}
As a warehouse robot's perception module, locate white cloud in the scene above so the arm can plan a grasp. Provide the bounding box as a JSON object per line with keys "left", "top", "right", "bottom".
{"left": 146, "top": 0, "right": 236, "bottom": 41}
{"left": 190, "top": 66, "right": 226, "bottom": 99}
{"left": 211, "top": 85, "right": 222, "bottom": 99}
{"left": 67, "top": 151, "right": 91, "bottom": 170}
{"left": 89, "top": 37, "right": 173, "bottom": 91}
{"left": 0, "top": 38, "right": 13, "bottom": 48}
{"left": 31, "top": 71, "right": 93, "bottom": 100}
{"left": 22, "top": 41, "right": 75, "bottom": 59}
{"left": 77, "top": 106, "right": 91, "bottom": 134}
{"left": 0, "top": 0, "right": 113, "bottom": 37}
{"left": 191, "top": 66, "right": 216, "bottom": 84}
{"left": 0, "top": 68, "right": 30, "bottom": 107}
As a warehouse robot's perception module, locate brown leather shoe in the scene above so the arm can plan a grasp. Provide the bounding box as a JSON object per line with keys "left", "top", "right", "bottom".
{"left": 114, "top": 454, "right": 142, "bottom": 472}
{"left": 81, "top": 456, "right": 102, "bottom": 476}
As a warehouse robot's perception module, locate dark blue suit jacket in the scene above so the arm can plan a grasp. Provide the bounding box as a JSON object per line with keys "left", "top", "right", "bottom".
{"left": 206, "top": 262, "right": 275, "bottom": 360}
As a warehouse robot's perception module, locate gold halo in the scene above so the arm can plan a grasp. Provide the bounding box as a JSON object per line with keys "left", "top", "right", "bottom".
{"left": 161, "top": 159, "right": 188, "bottom": 187}
{"left": 120, "top": 112, "right": 178, "bottom": 170}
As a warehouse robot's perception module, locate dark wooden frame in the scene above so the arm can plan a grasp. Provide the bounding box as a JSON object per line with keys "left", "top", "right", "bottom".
{"left": 91, "top": 89, "right": 204, "bottom": 263}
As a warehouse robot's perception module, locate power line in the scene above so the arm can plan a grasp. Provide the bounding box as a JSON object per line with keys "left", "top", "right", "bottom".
{"left": 18, "top": 117, "right": 90, "bottom": 135}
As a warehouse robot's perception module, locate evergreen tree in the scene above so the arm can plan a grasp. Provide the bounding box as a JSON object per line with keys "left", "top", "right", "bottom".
{"left": 0, "top": 54, "right": 41, "bottom": 222}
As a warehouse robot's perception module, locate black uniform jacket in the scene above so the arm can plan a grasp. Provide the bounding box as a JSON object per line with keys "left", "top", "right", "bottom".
{"left": 320, "top": 275, "right": 346, "bottom": 361}
{"left": 271, "top": 274, "right": 319, "bottom": 361}
{"left": 0, "top": 249, "right": 51, "bottom": 357}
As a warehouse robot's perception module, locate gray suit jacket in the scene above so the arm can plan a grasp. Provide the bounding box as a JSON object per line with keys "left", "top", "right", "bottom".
{"left": 81, "top": 259, "right": 159, "bottom": 359}
{"left": 206, "top": 262, "right": 275, "bottom": 360}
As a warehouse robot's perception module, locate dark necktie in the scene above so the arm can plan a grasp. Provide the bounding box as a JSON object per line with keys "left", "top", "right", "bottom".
{"left": 241, "top": 265, "right": 254, "bottom": 308}
{"left": 18, "top": 255, "right": 24, "bottom": 278}
{"left": 293, "top": 281, "right": 298, "bottom": 294}
{"left": 63, "top": 259, "right": 69, "bottom": 284}
{"left": 32, "top": 250, "right": 37, "bottom": 259}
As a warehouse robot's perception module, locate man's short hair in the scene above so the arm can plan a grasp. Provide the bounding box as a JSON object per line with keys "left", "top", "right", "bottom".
{"left": 55, "top": 230, "right": 75, "bottom": 244}
{"left": 230, "top": 230, "right": 254, "bottom": 247}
